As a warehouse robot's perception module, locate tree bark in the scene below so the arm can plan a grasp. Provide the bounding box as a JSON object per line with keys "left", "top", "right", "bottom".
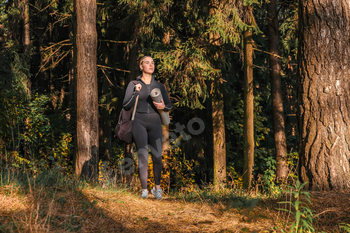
{"left": 267, "top": 0, "right": 288, "bottom": 179}
{"left": 74, "top": 0, "right": 99, "bottom": 178}
{"left": 210, "top": 2, "right": 226, "bottom": 186}
{"left": 212, "top": 86, "right": 226, "bottom": 185}
{"left": 243, "top": 28, "right": 254, "bottom": 190}
{"left": 21, "top": 0, "right": 31, "bottom": 158}
{"left": 298, "top": 0, "right": 350, "bottom": 190}
{"left": 127, "top": 37, "right": 139, "bottom": 83}
{"left": 23, "top": 0, "right": 29, "bottom": 51}
{"left": 22, "top": 0, "right": 30, "bottom": 55}
{"left": 22, "top": 0, "right": 31, "bottom": 97}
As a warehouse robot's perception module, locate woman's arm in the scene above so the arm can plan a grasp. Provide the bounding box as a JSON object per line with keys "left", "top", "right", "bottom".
{"left": 123, "top": 81, "right": 138, "bottom": 110}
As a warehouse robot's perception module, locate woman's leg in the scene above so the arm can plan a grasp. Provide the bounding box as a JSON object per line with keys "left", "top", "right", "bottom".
{"left": 148, "top": 115, "right": 163, "bottom": 187}
{"left": 133, "top": 119, "right": 149, "bottom": 189}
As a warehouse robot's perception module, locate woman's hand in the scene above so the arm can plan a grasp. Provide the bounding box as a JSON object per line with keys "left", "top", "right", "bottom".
{"left": 153, "top": 99, "right": 165, "bottom": 110}
{"left": 135, "top": 84, "right": 142, "bottom": 91}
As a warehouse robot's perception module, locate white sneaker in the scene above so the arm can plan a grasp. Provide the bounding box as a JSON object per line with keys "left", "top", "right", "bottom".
{"left": 151, "top": 187, "right": 163, "bottom": 199}
{"left": 140, "top": 189, "right": 148, "bottom": 198}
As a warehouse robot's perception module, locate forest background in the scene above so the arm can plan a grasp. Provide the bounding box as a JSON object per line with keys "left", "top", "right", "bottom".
{"left": 1, "top": 0, "right": 350, "bottom": 232}
{"left": 0, "top": 0, "right": 349, "bottom": 200}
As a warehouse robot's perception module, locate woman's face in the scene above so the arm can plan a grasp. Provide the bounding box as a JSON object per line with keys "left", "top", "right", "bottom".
{"left": 140, "top": 57, "right": 155, "bottom": 74}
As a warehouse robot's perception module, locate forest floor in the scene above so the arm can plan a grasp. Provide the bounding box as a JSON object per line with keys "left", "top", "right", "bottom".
{"left": 1, "top": 179, "right": 350, "bottom": 233}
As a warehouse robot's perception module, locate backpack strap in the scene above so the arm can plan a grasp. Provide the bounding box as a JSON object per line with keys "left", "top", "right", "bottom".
{"left": 131, "top": 95, "right": 139, "bottom": 121}
{"left": 131, "top": 80, "right": 140, "bottom": 121}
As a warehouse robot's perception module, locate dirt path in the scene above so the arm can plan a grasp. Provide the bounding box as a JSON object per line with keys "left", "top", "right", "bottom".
{"left": 79, "top": 190, "right": 274, "bottom": 232}
{"left": 1, "top": 187, "right": 350, "bottom": 232}
{"left": 0, "top": 188, "right": 274, "bottom": 232}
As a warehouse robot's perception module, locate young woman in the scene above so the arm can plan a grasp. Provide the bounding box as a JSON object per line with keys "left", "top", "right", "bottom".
{"left": 122, "top": 56, "right": 172, "bottom": 199}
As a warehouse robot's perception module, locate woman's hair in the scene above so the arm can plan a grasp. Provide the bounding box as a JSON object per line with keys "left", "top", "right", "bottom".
{"left": 139, "top": 56, "right": 152, "bottom": 66}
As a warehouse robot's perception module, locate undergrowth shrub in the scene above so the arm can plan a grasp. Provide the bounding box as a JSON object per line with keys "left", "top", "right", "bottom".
{"left": 227, "top": 166, "right": 243, "bottom": 188}
{"left": 255, "top": 151, "right": 299, "bottom": 197}
{"left": 0, "top": 93, "right": 74, "bottom": 176}
{"left": 340, "top": 223, "right": 350, "bottom": 233}
{"left": 0, "top": 167, "right": 83, "bottom": 193}
{"left": 226, "top": 96, "right": 273, "bottom": 181}
{"left": 277, "top": 180, "right": 317, "bottom": 233}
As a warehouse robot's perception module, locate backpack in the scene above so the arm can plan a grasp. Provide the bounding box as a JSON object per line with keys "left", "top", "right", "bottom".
{"left": 115, "top": 81, "right": 139, "bottom": 144}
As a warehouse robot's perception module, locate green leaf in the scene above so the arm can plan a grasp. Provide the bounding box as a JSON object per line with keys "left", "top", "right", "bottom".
{"left": 299, "top": 181, "right": 308, "bottom": 190}
{"left": 295, "top": 210, "right": 301, "bottom": 226}
{"left": 276, "top": 208, "right": 293, "bottom": 214}
{"left": 294, "top": 200, "right": 300, "bottom": 210}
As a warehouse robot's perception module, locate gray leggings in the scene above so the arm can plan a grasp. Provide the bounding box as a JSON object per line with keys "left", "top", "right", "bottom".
{"left": 133, "top": 112, "right": 163, "bottom": 189}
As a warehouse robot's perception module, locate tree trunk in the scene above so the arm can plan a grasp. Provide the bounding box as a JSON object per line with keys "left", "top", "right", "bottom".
{"left": 210, "top": 2, "right": 226, "bottom": 186}
{"left": 212, "top": 86, "right": 226, "bottom": 185}
{"left": 32, "top": 0, "right": 47, "bottom": 94}
{"left": 74, "top": 0, "right": 99, "bottom": 178}
{"left": 243, "top": 28, "right": 254, "bottom": 190}
{"left": 23, "top": 0, "right": 29, "bottom": 55}
{"left": 69, "top": 50, "right": 75, "bottom": 115}
{"left": 21, "top": 0, "right": 31, "bottom": 159}
{"left": 22, "top": 0, "right": 31, "bottom": 97}
{"left": 267, "top": 0, "right": 288, "bottom": 179}
{"left": 298, "top": 0, "right": 350, "bottom": 190}
{"left": 127, "top": 37, "right": 139, "bottom": 82}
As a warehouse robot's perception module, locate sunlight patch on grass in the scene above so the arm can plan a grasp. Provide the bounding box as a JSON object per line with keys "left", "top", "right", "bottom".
{"left": 0, "top": 192, "right": 28, "bottom": 213}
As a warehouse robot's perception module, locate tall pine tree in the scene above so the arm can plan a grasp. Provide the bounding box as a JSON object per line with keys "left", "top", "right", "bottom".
{"left": 74, "top": 0, "right": 99, "bottom": 178}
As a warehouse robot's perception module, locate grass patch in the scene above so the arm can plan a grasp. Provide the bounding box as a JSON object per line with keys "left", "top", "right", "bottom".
{"left": 0, "top": 168, "right": 349, "bottom": 232}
